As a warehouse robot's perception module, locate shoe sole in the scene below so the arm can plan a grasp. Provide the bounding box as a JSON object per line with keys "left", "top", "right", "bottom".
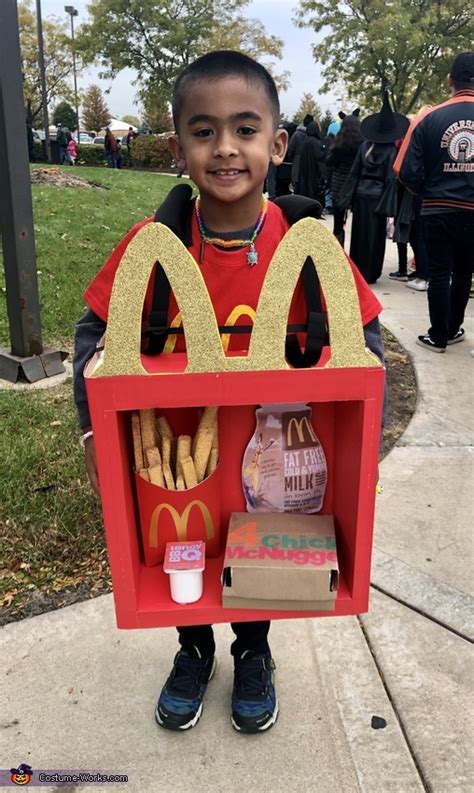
{"left": 416, "top": 338, "right": 445, "bottom": 353}
{"left": 154, "top": 657, "right": 218, "bottom": 731}
{"left": 231, "top": 698, "right": 279, "bottom": 734}
{"left": 447, "top": 334, "right": 465, "bottom": 345}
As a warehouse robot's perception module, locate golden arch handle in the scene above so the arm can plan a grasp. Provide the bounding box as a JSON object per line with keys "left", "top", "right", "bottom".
{"left": 94, "top": 217, "right": 379, "bottom": 378}
{"left": 98, "top": 223, "right": 225, "bottom": 376}
{"left": 249, "top": 218, "right": 376, "bottom": 369}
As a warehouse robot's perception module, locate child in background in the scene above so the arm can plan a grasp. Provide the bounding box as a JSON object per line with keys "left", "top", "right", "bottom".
{"left": 66, "top": 137, "right": 77, "bottom": 165}
{"left": 73, "top": 50, "right": 385, "bottom": 735}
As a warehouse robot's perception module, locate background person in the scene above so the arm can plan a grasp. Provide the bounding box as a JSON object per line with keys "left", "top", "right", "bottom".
{"left": 104, "top": 127, "right": 118, "bottom": 168}
{"left": 57, "top": 123, "right": 73, "bottom": 164}
{"left": 67, "top": 137, "right": 77, "bottom": 165}
{"left": 286, "top": 112, "right": 313, "bottom": 193}
{"left": 394, "top": 51, "right": 474, "bottom": 351}
{"left": 297, "top": 121, "right": 326, "bottom": 206}
{"left": 326, "top": 114, "right": 363, "bottom": 246}
{"left": 339, "top": 92, "right": 409, "bottom": 283}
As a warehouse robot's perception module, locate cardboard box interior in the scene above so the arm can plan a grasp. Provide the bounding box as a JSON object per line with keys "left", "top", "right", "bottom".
{"left": 113, "top": 398, "right": 372, "bottom": 623}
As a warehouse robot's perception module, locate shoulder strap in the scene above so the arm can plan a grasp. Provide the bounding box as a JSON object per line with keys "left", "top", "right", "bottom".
{"left": 273, "top": 196, "right": 328, "bottom": 368}
{"left": 147, "top": 184, "right": 194, "bottom": 354}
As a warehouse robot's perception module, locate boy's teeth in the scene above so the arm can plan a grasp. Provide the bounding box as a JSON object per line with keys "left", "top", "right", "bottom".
{"left": 216, "top": 170, "right": 239, "bottom": 175}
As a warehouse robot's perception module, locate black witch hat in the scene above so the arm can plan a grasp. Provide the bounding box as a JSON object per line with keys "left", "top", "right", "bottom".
{"left": 360, "top": 91, "right": 409, "bottom": 143}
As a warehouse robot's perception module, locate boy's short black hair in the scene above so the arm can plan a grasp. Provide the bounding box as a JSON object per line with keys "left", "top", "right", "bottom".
{"left": 172, "top": 50, "right": 280, "bottom": 131}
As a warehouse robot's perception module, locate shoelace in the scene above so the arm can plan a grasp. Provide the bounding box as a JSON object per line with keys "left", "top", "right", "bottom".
{"left": 235, "top": 657, "right": 269, "bottom": 699}
{"left": 171, "top": 653, "right": 209, "bottom": 696}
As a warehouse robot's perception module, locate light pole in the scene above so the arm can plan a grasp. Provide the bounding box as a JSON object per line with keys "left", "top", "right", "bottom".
{"left": 64, "top": 5, "right": 80, "bottom": 140}
{"left": 35, "top": 0, "right": 50, "bottom": 162}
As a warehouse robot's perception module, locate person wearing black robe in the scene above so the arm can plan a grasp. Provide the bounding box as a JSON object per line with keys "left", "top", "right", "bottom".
{"left": 297, "top": 121, "right": 326, "bottom": 206}
{"left": 339, "top": 93, "right": 409, "bottom": 284}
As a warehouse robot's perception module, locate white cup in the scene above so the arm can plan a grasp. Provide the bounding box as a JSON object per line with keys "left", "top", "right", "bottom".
{"left": 168, "top": 569, "right": 203, "bottom": 604}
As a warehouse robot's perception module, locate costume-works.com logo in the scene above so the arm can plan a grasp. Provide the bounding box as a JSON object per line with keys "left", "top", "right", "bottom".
{"left": 10, "top": 764, "right": 32, "bottom": 785}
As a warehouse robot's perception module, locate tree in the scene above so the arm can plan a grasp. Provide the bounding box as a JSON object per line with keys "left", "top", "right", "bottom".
{"left": 142, "top": 103, "right": 173, "bottom": 134}
{"left": 295, "top": 0, "right": 474, "bottom": 114}
{"left": 77, "top": 0, "right": 288, "bottom": 106}
{"left": 292, "top": 92, "right": 321, "bottom": 124}
{"left": 53, "top": 101, "right": 76, "bottom": 130}
{"left": 82, "top": 85, "right": 110, "bottom": 132}
{"left": 320, "top": 109, "right": 335, "bottom": 137}
{"left": 18, "top": 0, "right": 79, "bottom": 126}
{"left": 121, "top": 114, "right": 140, "bottom": 127}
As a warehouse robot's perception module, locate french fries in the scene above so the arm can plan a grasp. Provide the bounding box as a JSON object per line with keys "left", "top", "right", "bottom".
{"left": 132, "top": 408, "right": 219, "bottom": 489}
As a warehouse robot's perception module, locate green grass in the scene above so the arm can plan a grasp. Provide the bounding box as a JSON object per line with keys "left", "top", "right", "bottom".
{"left": 0, "top": 166, "right": 178, "bottom": 350}
{"left": 0, "top": 168, "right": 180, "bottom": 619}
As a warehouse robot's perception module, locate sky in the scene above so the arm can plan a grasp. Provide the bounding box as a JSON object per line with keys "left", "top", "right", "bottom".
{"left": 39, "top": 0, "right": 344, "bottom": 122}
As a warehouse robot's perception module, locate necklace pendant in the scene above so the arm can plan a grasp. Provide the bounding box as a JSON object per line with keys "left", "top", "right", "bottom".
{"left": 247, "top": 243, "right": 258, "bottom": 266}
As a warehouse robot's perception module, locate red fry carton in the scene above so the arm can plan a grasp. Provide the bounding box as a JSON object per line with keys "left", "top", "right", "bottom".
{"left": 135, "top": 464, "right": 221, "bottom": 567}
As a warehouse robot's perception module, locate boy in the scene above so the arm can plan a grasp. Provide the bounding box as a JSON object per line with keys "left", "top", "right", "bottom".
{"left": 73, "top": 51, "right": 384, "bottom": 735}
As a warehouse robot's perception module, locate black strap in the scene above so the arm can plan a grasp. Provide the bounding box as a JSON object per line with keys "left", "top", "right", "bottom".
{"left": 283, "top": 256, "right": 328, "bottom": 368}
{"left": 147, "top": 184, "right": 194, "bottom": 354}
{"left": 143, "top": 322, "right": 308, "bottom": 338}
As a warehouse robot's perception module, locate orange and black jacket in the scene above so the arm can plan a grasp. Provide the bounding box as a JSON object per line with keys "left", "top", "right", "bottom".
{"left": 393, "top": 89, "right": 474, "bottom": 214}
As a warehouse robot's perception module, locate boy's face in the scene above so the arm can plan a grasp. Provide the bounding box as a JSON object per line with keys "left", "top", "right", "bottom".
{"left": 169, "top": 76, "right": 287, "bottom": 222}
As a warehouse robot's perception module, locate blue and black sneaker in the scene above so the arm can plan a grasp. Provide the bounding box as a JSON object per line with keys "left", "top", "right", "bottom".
{"left": 231, "top": 651, "right": 278, "bottom": 733}
{"left": 155, "top": 647, "right": 217, "bottom": 731}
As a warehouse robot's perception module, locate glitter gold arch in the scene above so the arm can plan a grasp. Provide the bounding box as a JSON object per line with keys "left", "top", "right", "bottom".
{"left": 95, "top": 218, "right": 379, "bottom": 378}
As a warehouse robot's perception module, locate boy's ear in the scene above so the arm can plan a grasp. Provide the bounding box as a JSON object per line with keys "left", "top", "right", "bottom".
{"left": 270, "top": 128, "right": 288, "bottom": 166}
{"left": 168, "top": 134, "right": 187, "bottom": 170}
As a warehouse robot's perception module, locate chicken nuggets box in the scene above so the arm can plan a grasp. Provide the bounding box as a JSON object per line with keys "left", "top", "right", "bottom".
{"left": 223, "top": 513, "right": 339, "bottom": 611}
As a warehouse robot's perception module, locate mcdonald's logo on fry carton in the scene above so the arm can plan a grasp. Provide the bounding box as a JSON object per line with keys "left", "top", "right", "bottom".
{"left": 149, "top": 501, "right": 215, "bottom": 548}
{"left": 223, "top": 512, "right": 339, "bottom": 612}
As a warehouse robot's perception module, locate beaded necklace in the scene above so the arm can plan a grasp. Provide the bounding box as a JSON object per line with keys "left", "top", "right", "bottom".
{"left": 194, "top": 195, "right": 268, "bottom": 266}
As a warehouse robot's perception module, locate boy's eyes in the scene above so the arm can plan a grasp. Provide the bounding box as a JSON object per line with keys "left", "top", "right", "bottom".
{"left": 191, "top": 126, "right": 258, "bottom": 138}
{"left": 238, "top": 126, "right": 257, "bottom": 136}
{"left": 193, "top": 128, "right": 213, "bottom": 138}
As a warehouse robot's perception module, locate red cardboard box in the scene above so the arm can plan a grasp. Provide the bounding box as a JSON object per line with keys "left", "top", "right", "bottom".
{"left": 84, "top": 219, "right": 385, "bottom": 628}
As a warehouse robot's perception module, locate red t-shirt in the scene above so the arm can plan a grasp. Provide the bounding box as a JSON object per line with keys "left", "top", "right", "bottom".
{"left": 84, "top": 201, "right": 381, "bottom": 353}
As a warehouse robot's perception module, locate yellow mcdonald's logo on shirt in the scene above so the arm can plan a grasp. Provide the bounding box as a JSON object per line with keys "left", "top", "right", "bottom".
{"left": 287, "top": 416, "right": 317, "bottom": 447}
{"left": 163, "top": 305, "right": 256, "bottom": 354}
{"left": 149, "top": 500, "right": 215, "bottom": 547}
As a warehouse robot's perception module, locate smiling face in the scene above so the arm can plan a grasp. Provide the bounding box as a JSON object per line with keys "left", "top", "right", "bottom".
{"left": 169, "top": 76, "right": 287, "bottom": 229}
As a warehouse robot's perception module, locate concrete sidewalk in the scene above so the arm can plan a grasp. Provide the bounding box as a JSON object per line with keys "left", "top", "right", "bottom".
{"left": 1, "top": 234, "right": 473, "bottom": 793}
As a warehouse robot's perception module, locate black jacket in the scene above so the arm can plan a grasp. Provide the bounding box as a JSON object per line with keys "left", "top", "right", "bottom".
{"left": 297, "top": 123, "right": 326, "bottom": 199}
{"left": 286, "top": 126, "right": 307, "bottom": 185}
{"left": 395, "top": 90, "right": 474, "bottom": 214}
{"left": 326, "top": 146, "right": 359, "bottom": 207}
{"left": 338, "top": 141, "right": 397, "bottom": 212}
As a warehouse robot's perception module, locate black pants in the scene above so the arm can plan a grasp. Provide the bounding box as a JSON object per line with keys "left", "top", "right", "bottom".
{"left": 333, "top": 207, "right": 346, "bottom": 246}
{"left": 177, "top": 621, "right": 271, "bottom": 659}
{"left": 422, "top": 212, "right": 474, "bottom": 347}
